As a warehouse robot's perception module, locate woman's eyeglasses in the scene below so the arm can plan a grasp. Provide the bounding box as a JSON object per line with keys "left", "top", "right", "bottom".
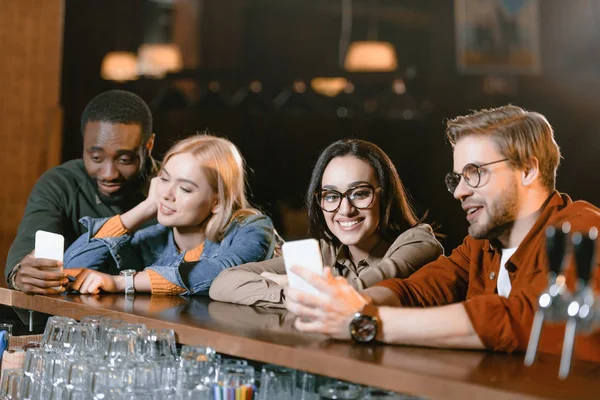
{"left": 445, "top": 158, "right": 509, "bottom": 194}
{"left": 315, "top": 184, "right": 381, "bottom": 213}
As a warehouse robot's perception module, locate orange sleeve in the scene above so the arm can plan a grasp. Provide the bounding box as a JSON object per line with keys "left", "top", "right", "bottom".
{"left": 374, "top": 238, "right": 472, "bottom": 307}
{"left": 94, "top": 215, "right": 129, "bottom": 238}
{"left": 147, "top": 269, "right": 186, "bottom": 295}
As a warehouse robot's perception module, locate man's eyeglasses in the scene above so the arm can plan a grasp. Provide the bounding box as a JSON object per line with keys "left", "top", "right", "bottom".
{"left": 445, "top": 158, "right": 509, "bottom": 194}
{"left": 315, "top": 184, "right": 381, "bottom": 213}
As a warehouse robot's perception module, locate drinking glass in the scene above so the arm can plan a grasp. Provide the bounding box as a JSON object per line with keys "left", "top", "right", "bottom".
{"left": 221, "top": 357, "right": 248, "bottom": 367}
{"left": 41, "top": 316, "right": 77, "bottom": 350}
{"left": 219, "top": 364, "right": 255, "bottom": 388}
{"left": 296, "top": 371, "right": 317, "bottom": 400}
{"left": 91, "top": 364, "right": 126, "bottom": 399}
{"left": 104, "top": 329, "right": 141, "bottom": 364}
{"left": 63, "top": 323, "right": 94, "bottom": 355}
{"left": 0, "top": 369, "right": 23, "bottom": 399}
{"left": 177, "top": 345, "right": 218, "bottom": 390}
{"left": 140, "top": 329, "right": 177, "bottom": 361}
{"left": 364, "top": 387, "right": 414, "bottom": 399}
{"left": 122, "top": 361, "right": 160, "bottom": 399}
{"left": 318, "top": 381, "right": 364, "bottom": 399}
{"left": 258, "top": 364, "right": 295, "bottom": 400}
{"left": 0, "top": 323, "right": 13, "bottom": 336}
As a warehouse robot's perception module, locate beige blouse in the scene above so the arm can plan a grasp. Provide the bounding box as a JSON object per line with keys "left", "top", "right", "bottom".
{"left": 209, "top": 224, "right": 443, "bottom": 307}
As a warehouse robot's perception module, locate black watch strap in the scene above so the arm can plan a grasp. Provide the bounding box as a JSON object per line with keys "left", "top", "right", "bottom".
{"left": 349, "top": 304, "right": 380, "bottom": 343}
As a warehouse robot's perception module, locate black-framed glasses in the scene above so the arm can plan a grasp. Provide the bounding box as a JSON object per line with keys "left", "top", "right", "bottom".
{"left": 445, "top": 158, "right": 509, "bottom": 194}
{"left": 315, "top": 184, "right": 381, "bottom": 213}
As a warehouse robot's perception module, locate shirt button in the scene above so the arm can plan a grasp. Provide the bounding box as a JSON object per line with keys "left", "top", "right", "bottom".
{"left": 489, "top": 271, "right": 496, "bottom": 280}
{"left": 270, "top": 294, "right": 277, "bottom": 300}
{"left": 116, "top": 254, "right": 121, "bottom": 261}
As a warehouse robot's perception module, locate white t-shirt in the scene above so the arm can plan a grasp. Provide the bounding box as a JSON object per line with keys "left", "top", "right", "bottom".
{"left": 498, "top": 247, "right": 518, "bottom": 298}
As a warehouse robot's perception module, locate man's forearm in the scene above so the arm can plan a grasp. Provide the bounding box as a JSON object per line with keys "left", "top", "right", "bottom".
{"left": 377, "top": 303, "right": 484, "bottom": 349}
{"left": 362, "top": 286, "right": 403, "bottom": 307}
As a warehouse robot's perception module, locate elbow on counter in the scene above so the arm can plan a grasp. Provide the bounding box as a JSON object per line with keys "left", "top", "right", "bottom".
{"left": 208, "top": 268, "right": 237, "bottom": 302}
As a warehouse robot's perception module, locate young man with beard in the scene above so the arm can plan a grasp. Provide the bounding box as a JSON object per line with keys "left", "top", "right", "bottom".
{"left": 286, "top": 105, "right": 600, "bottom": 359}
{"left": 5, "top": 90, "right": 158, "bottom": 295}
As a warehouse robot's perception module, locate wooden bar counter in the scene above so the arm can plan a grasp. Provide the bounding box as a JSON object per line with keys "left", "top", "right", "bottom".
{"left": 1, "top": 288, "right": 598, "bottom": 399}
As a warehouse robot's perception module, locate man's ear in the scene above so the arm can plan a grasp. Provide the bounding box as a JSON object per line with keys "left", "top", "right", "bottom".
{"left": 522, "top": 157, "right": 540, "bottom": 186}
{"left": 145, "top": 133, "right": 156, "bottom": 155}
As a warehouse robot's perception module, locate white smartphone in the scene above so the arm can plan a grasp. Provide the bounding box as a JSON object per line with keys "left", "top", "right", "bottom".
{"left": 282, "top": 239, "right": 324, "bottom": 296}
{"left": 34, "top": 230, "right": 65, "bottom": 262}
{"left": 35, "top": 230, "right": 65, "bottom": 290}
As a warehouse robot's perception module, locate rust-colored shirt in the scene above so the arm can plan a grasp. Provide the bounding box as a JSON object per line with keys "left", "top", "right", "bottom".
{"left": 375, "top": 192, "right": 600, "bottom": 361}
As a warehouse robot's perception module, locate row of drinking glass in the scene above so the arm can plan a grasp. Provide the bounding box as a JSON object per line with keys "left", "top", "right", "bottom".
{"left": 0, "top": 315, "right": 424, "bottom": 399}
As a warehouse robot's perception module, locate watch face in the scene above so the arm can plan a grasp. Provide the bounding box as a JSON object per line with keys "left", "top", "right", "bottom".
{"left": 350, "top": 314, "right": 377, "bottom": 343}
{"left": 120, "top": 269, "right": 136, "bottom": 276}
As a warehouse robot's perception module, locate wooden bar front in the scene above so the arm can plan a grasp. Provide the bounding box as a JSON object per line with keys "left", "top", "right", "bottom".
{"left": 1, "top": 288, "right": 598, "bottom": 400}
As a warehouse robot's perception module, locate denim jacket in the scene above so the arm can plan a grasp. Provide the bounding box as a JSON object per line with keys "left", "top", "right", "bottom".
{"left": 63, "top": 214, "right": 276, "bottom": 295}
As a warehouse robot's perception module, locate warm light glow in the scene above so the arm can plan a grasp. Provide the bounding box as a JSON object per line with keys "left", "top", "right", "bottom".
{"left": 100, "top": 52, "right": 139, "bottom": 82}
{"left": 310, "top": 77, "right": 349, "bottom": 97}
{"left": 137, "top": 44, "right": 183, "bottom": 78}
{"left": 293, "top": 80, "right": 307, "bottom": 93}
{"left": 392, "top": 79, "right": 406, "bottom": 94}
{"left": 344, "top": 41, "right": 398, "bottom": 72}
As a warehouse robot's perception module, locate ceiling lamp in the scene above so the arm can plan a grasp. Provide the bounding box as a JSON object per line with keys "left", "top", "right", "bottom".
{"left": 311, "top": 77, "right": 349, "bottom": 97}
{"left": 344, "top": 41, "right": 397, "bottom": 72}
{"left": 100, "top": 52, "right": 139, "bottom": 82}
{"left": 137, "top": 43, "right": 183, "bottom": 78}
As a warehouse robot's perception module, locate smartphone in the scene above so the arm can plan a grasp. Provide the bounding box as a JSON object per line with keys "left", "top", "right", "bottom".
{"left": 35, "top": 230, "right": 65, "bottom": 290}
{"left": 282, "top": 239, "right": 324, "bottom": 296}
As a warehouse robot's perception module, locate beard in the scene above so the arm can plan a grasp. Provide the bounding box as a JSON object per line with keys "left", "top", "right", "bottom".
{"left": 468, "top": 181, "right": 519, "bottom": 241}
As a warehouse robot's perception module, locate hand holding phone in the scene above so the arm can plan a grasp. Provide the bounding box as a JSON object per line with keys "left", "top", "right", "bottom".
{"left": 282, "top": 239, "right": 324, "bottom": 295}
{"left": 35, "top": 230, "right": 65, "bottom": 290}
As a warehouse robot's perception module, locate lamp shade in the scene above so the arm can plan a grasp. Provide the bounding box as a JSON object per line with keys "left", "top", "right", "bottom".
{"left": 137, "top": 44, "right": 183, "bottom": 78}
{"left": 344, "top": 41, "right": 398, "bottom": 72}
{"left": 100, "top": 52, "right": 138, "bottom": 81}
{"left": 310, "top": 77, "right": 348, "bottom": 97}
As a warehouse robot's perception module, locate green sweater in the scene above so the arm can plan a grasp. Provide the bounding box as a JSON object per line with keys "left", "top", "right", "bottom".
{"left": 5, "top": 159, "right": 155, "bottom": 282}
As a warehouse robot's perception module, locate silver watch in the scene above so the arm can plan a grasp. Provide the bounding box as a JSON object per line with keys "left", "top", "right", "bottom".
{"left": 120, "top": 269, "right": 137, "bottom": 295}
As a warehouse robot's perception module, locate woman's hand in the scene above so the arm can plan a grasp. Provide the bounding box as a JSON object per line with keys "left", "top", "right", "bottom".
{"left": 144, "top": 176, "right": 161, "bottom": 214}
{"left": 120, "top": 177, "right": 161, "bottom": 231}
{"left": 65, "top": 268, "right": 124, "bottom": 294}
{"left": 260, "top": 271, "right": 289, "bottom": 287}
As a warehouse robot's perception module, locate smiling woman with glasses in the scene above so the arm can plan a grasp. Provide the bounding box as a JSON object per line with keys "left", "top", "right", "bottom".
{"left": 210, "top": 139, "right": 443, "bottom": 307}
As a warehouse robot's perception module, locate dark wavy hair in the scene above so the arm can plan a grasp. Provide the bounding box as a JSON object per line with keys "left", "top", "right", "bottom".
{"left": 81, "top": 90, "right": 153, "bottom": 142}
{"left": 306, "top": 139, "right": 419, "bottom": 245}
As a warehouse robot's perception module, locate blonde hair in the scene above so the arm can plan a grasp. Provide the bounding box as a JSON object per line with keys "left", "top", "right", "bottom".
{"left": 162, "top": 134, "right": 259, "bottom": 241}
{"left": 446, "top": 105, "right": 561, "bottom": 192}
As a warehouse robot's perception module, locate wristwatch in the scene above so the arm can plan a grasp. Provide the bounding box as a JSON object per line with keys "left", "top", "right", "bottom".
{"left": 120, "top": 269, "right": 137, "bottom": 295}
{"left": 349, "top": 304, "right": 380, "bottom": 343}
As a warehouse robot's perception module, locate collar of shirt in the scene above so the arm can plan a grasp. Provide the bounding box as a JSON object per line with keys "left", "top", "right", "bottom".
{"left": 482, "top": 191, "right": 571, "bottom": 273}
{"left": 332, "top": 238, "right": 392, "bottom": 275}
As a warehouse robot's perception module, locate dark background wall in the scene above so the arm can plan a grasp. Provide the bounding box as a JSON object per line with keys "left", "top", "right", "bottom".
{"left": 60, "top": 0, "right": 600, "bottom": 251}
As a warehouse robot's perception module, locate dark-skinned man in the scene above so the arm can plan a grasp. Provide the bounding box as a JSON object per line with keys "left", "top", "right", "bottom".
{"left": 5, "top": 90, "right": 158, "bottom": 294}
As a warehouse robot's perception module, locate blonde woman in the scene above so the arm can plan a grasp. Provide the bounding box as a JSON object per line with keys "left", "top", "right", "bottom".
{"left": 63, "top": 134, "right": 275, "bottom": 295}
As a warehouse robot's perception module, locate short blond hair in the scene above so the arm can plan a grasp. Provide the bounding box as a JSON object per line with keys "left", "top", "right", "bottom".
{"left": 162, "top": 134, "right": 259, "bottom": 241}
{"left": 446, "top": 105, "right": 561, "bottom": 192}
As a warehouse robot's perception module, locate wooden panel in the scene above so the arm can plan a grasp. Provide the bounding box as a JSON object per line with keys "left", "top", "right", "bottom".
{"left": 0, "top": 0, "right": 64, "bottom": 274}
{"left": 2, "top": 288, "right": 599, "bottom": 400}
